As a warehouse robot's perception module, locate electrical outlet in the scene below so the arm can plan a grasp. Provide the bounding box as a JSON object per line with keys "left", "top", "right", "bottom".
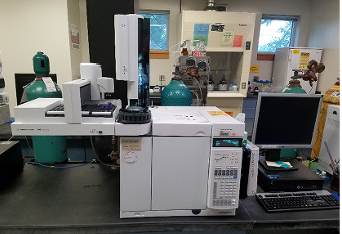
{"left": 242, "top": 82, "right": 246, "bottom": 89}
{"left": 159, "top": 75, "right": 165, "bottom": 81}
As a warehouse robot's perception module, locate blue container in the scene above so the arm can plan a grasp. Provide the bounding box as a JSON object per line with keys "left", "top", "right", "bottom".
{"left": 161, "top": 78, "right": 192, "bottom": 106}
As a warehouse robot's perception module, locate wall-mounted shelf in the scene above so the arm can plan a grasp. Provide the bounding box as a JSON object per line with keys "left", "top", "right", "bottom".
{"left": 207, "top": 92, "right": 245, "bottom": 98}
{"left": 206, "top": 47, "right": 244, "bottom": 53}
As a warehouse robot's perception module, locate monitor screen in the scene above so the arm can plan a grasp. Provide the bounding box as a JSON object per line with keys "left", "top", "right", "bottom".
{"left": 251, "top": 93, "right": 322, "bottom": 149}
{"left": 80, "top": 84, "right": 91, "bottom": 105}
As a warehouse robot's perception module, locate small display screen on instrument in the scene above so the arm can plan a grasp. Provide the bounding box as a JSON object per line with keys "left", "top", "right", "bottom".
{"left": 212, "top": 138, "right": 242, "bottom": 147}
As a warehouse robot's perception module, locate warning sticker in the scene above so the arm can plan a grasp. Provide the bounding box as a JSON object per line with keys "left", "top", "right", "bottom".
{"left": 207, "top": 111, "right": 227, "bottom": 116}
{"left": 299, "top": 60, "right": 308, "bottom": 70}
{"left": 225, "top": 111, "right": 234, "bottom": 117}
{"left": 299, "top": 52, "right": 310, "bottom": 69}
{"left": 300, "top": 52, "right": 310, "bottom": 61}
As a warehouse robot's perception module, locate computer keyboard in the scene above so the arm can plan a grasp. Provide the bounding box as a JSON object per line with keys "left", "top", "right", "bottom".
{"left": 256, "top": 190, "right": 339, "bottom": 212}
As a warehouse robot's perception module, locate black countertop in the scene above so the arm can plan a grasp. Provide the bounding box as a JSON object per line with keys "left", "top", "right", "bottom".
{"left": 0, "top": 164, "right": 254, "bottom": 233}
{"left": 0, "top": 163, "right": 339, "bottom": 233}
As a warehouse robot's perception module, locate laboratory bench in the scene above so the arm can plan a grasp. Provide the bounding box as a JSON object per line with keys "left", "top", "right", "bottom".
{"left": 0, "top": 163, "right": 339, "bottom": 234}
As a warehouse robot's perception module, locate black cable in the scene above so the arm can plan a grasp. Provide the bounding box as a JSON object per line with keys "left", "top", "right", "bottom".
{"left": 90, "top": 136, "right": 115, "bottom": 168}
{"left": 26, "top": 160, "right": 95, "bottom": 168}
{"left": 81, "top": 137, "right": 87, "bottom": 162}
{"left": 25, "top": 136, "right": 34, "bottom": 156}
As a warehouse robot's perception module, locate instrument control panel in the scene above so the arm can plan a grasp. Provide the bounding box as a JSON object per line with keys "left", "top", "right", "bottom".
{"left": 207, "top": 148, "right": 242, "bottom": 210}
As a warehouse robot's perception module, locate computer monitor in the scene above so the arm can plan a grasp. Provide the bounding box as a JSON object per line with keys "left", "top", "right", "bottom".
{"left": 251, "top": 93, "right": 322, "bottom": 161}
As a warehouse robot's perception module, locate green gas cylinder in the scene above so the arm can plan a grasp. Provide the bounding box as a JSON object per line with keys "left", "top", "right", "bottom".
{"left": 161, "top": 75, "right": 192, "bottom": 106}
{"left": 27, "top": 52, "right": 67, "bottom": 163}
{"left": 281, "top": 80, "right": 306, "bottom": 94}
{"left": 27, "top": 52, "right": 62, "bottom": 100}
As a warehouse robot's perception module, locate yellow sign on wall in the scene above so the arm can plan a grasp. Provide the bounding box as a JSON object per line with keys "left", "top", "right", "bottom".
{"left": 250, "top": 65, "right": 259, "bottom": 73}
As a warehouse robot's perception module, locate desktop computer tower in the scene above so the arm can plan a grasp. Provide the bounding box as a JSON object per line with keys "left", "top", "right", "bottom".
{"left": 258, "top": 158, "right": 324, "bottom": 192}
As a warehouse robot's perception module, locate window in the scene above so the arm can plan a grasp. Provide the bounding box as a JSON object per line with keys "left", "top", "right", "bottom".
{"left": 258, "top": 15, "right": 299, "bottom": 53}
{"left": 141, "top": 10, "right": 169, "bottom": 59}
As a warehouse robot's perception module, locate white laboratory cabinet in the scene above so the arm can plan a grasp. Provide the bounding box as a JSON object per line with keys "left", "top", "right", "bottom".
{"left": 272, "top": 47, "right": 323, "bottom": 94}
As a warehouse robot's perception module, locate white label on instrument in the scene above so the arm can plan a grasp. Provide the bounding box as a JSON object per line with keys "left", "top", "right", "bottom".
{"left": 122, "top": 139, "right": 141, "bottom": 151}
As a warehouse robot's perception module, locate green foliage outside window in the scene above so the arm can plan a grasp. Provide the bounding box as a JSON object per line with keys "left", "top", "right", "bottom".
{"left": 258, "top": 19, "right": 294, "bottom": 52}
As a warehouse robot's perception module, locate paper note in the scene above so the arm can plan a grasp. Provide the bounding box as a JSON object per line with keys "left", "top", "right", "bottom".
{"left": 42, "top": 77, "right": 57, "bottom": 92}
{"left": 233, "top": 35, "right": 243, "bottom": 47}
{"left": 121, "top": 139, "right": 141, "bottom": 151}
{"left": 193, "top": 35, "right": 208, "bottom": 46}
{"left": 194, "top": 23, "right": 210, "bottom": 35}
{"left": 70, "top": 24, "right": 80, "bottom": 50}
{"left": 221, "top": 30, "right": 235, "bottom": 46}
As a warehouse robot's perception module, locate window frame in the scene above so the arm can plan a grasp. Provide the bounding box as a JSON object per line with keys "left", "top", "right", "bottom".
{"left": 140, "top": 10, "right": 170, "bottom": 59}
{"left": 257, "top": 14, "right": 299, "bottom": 61}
